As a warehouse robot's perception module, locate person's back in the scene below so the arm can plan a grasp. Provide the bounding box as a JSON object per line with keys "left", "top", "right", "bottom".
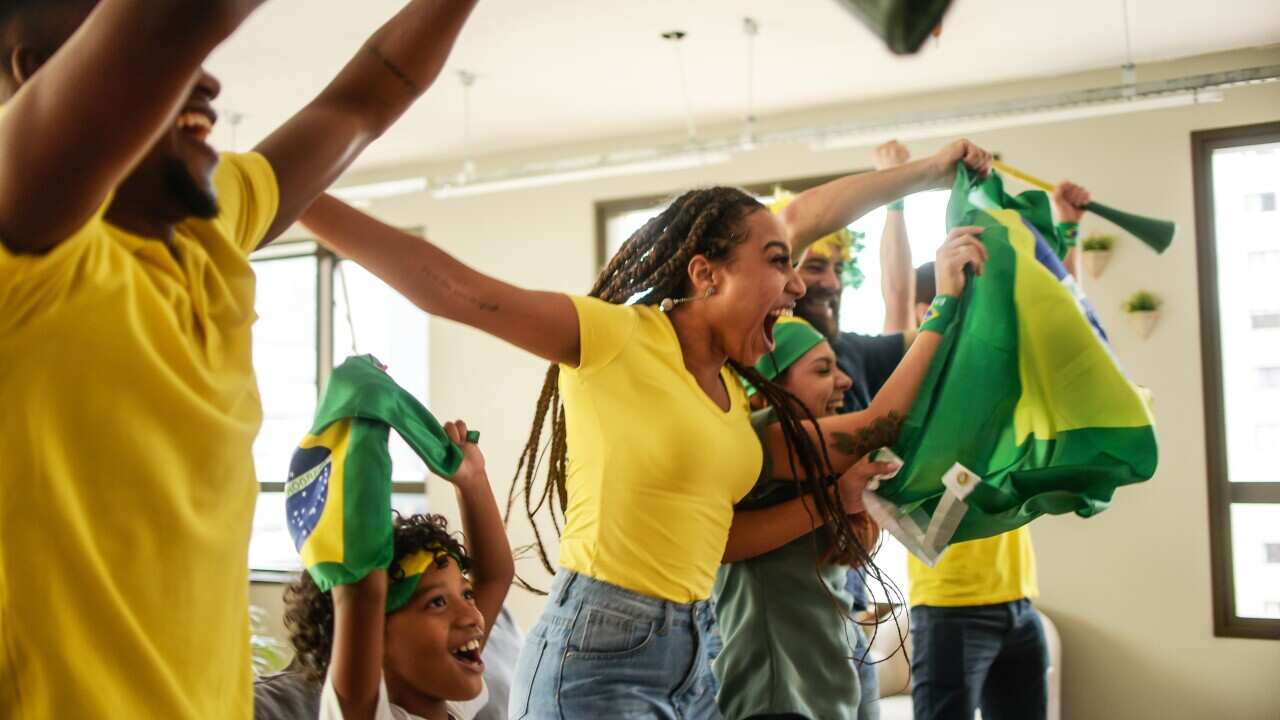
{"left": 907, "top": 529, "right": 1037, "bottom": 610}
{"left": 906, "top": 530, "right": 1046, "bottom": 720}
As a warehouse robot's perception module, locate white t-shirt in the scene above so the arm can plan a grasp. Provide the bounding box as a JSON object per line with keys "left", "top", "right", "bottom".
{"left": 319, "top": 674, "right": 489, "bottom": 720}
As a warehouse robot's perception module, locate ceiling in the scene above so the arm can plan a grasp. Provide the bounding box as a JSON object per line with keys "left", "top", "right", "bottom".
{"left": 204, "top": 0, "right": 1280, "bottom": 172}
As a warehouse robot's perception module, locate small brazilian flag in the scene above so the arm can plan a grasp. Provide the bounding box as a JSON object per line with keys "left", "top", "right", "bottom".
{"left": 865, "top": 165, "right": 1158, "bottom": 563}
{"left": 287, "top": 355, "right": 465, "bottom": 594}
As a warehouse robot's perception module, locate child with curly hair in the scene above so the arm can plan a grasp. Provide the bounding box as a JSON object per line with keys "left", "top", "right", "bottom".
{"left": 285, "top": 420, "right": 513, "bottom": 720}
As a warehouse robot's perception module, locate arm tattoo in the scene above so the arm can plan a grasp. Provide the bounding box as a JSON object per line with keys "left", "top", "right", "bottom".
{"left": 830, "top": 413, "right": 905, "bottom": 457}
{"left": 365, "top": 44, "right": 421, "bottom": 95}
{"left": 831, "top": 432, "right": 861, "bottom": 456}
{"left": 416, "top": 263, "right": 499, "bottom": 312}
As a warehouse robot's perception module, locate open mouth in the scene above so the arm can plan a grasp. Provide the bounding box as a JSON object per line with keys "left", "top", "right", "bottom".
{"left": 449, "top": 638, "right": 484, "bottom": 672}
{"left": 175, "top": 108, "right": 217, "bottom": 147}
{"left": 762, "top": 304, "right": 792, "bottom": 351}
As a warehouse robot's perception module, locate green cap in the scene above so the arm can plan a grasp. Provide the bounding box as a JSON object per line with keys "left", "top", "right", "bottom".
{"left": 746, "top": 317, "right": 826, "bottom": 396}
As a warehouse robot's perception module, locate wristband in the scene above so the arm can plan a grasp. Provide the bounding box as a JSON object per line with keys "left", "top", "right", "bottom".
{"left": 1056, "top": 222, "right": 1080, "bottom": 247}
{"left": 919, "top": 295, "right": 958, "bottom": 335}
{"left": 887, "top": 198, "right": 905, "bottom": 212}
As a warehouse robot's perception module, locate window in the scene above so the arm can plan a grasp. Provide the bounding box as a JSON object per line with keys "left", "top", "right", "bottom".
{"left": 1244, "top": 192, "right": 1276, "bottom": 213}
{"left": 597, "top": 175, "right": 952, "bottom": 599}
{"left": 839, "top": 189, "right": 950, "bottom": 335}
{"left": 1257, "top": 425, "right": 1280, "bottom": 453}
{"left": 1193, "top": 121, "right": 1280, "bottom": 638}
{"left": 1251, "top": 312, "right": 1280, "bottom": 330}
{"left": 1258, "top": 368, "right": 1280, "bottom": 388}
{"left": 1266, "top": 544, "right": 1280, "bottom": 564}
{"left": 1248, "top": 251, "right": 1280, "bottom": 270}
{"left": 247, "top": 239, "right": 431, "bottom": 577}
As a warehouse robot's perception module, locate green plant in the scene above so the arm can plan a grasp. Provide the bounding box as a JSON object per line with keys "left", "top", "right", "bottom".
{"left": 1123, "top": 291, "right": 1162, "bottom": 313}
{"left": 250, "top": 605, "right": 290, "bottom": 677}
{"left": 1082, "top": 234, "right": 1116, "bottom": 251}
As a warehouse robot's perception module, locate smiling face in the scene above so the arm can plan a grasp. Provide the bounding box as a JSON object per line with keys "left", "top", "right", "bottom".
{"left": 694, "top": 209, "right": 808, "bottom": 366}
{"left": 775, "top": 340, "right": 852, "bottom": 418}
{"left": 382, "top": 558, "right": 486, "bottom": 708}
{"left": 794, "top": 251, "right": 844, "bottom": 339}
{"left": 113, "top": 68, "right": 224, "bottom": 221}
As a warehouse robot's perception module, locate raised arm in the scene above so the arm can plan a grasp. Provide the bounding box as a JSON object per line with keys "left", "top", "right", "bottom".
{"left": 329, "top": 570, "right": 389, "bottom": 720}
{"left": 0, "top": 1, "right": 265, "bottom": 253}
{"left": 763, "top": 226, "right": 987, "bottom": 478}
{"left": 302, "top": 194, "right": 580, "bottom": 366}
{"left": 1053, "top": 181, "right": 1091, "bottom": 282}
{"left": 441, "top": 420, "right": 513, "bottom": 642}
{"left": 255, "top": 0, "right": 478, "bottom": 243}
{"left": 779, "top": 139, "right": 992, "bottom": 260}
{"left": 875, "top": 141, "right": 917, "bottom": 334}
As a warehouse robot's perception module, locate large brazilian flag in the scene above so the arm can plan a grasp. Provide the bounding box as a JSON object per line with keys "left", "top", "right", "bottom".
{"left": 864, "top": 165, "right": 1158, "bottom": 564}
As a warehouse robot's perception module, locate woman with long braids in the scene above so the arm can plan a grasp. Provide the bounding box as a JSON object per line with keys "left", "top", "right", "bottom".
{"left": 297, "top": 139, "right": 991, "bottom": 718}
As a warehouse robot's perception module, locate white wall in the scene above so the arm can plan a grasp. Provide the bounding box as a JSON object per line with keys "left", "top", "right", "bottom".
{"left": 254, "top": 46, "right": 1280, "bottom": 719}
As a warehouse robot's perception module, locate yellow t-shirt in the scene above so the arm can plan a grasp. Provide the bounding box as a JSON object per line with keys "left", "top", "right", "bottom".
{"left": 907, "top": 527, "right": 1038, "bottom": 607}
{"left": 557, "top": 296, "right": 762, "bottom": 603}
{"left": 0, "top": 153, "right": 278, "bottom": 718}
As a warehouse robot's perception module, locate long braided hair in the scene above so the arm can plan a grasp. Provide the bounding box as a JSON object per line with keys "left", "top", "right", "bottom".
{"left": 505, "top": 186, "right": 885, "bottom": 591}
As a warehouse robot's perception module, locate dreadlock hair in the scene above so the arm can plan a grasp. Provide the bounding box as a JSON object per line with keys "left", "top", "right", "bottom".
{"left": 505, "top": 186, "right": 887, "bottom": 591}
{"left": 283, "top": 513, "right": 469, "bottom": 683}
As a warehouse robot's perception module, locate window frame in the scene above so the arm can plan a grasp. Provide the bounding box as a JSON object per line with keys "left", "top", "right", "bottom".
{"left": 1192, "top": 120, "right": 1280, "bottom": 640}
{"left": 248, "top": 235, "right": 430, "bottom": 579}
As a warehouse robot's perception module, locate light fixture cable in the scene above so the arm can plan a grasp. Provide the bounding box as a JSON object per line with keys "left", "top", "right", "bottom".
{"left": 662, "top": 30, "right": 699, "bottom": 143}
{"left": 742, "top": 17, "right": 760, "bottom": 148}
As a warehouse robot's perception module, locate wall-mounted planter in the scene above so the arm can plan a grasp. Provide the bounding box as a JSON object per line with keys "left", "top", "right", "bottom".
{"left": 1082, "top": 248, "right": 1112, "bottom": 279}
{"left": 1125, "top": 309, "right": 1160, "bottom": 339}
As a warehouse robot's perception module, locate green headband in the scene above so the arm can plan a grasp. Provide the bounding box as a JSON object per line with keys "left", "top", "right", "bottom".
{"left": 385, "top": 542, "right": 470, "bottom": 613}
{"left": 745, "top": 317, "right": 827, "bottom": 396}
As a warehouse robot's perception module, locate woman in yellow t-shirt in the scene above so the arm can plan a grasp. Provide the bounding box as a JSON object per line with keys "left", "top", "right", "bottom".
{"left": 298, "top": 140, "right": 989, "bottom": 718}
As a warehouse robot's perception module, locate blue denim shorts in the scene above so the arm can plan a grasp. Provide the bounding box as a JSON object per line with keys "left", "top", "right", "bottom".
{"left": 508, "top": 570, "right": 721, "bottom": 719}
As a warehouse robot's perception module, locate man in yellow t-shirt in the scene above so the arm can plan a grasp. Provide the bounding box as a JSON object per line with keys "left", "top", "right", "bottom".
{"left": 0, "top": 1, "right": 478, "bottom": 717}
{"left": 905, "top": 181, "right": 1092, "bottom": 720}
{"left": 906, "top": 530, "right": 1045, "bottom": 720}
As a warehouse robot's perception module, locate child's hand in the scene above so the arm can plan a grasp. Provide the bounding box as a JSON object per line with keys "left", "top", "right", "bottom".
{"left": 443, "top": 420, "right": 486, "bottom": 488}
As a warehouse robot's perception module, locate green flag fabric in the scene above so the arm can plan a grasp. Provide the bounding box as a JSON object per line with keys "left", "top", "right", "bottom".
{"left": 864, "top": 166, "right": 1158, "bottom": 564}
{"left": 286, "top": 355, "right": 465, "bottom": 608}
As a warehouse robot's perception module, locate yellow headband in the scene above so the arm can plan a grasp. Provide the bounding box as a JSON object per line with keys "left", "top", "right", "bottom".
{"left": 395, "top": 543, "right": 463, "bottom": 578}
{"left": 386, "top": 542, "right": 467, "bottom": 612}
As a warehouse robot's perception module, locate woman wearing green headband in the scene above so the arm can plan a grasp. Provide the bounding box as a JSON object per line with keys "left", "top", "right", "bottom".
{"left": 713, "top": 317, "right": 900, "bottom": 720}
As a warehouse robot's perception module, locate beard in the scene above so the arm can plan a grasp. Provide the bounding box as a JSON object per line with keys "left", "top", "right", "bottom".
{"left": 795, "top": 288, "right": 841, "bottom": 340}
{"left": 165, "top": 159, "right": 219, "bottom": 220}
